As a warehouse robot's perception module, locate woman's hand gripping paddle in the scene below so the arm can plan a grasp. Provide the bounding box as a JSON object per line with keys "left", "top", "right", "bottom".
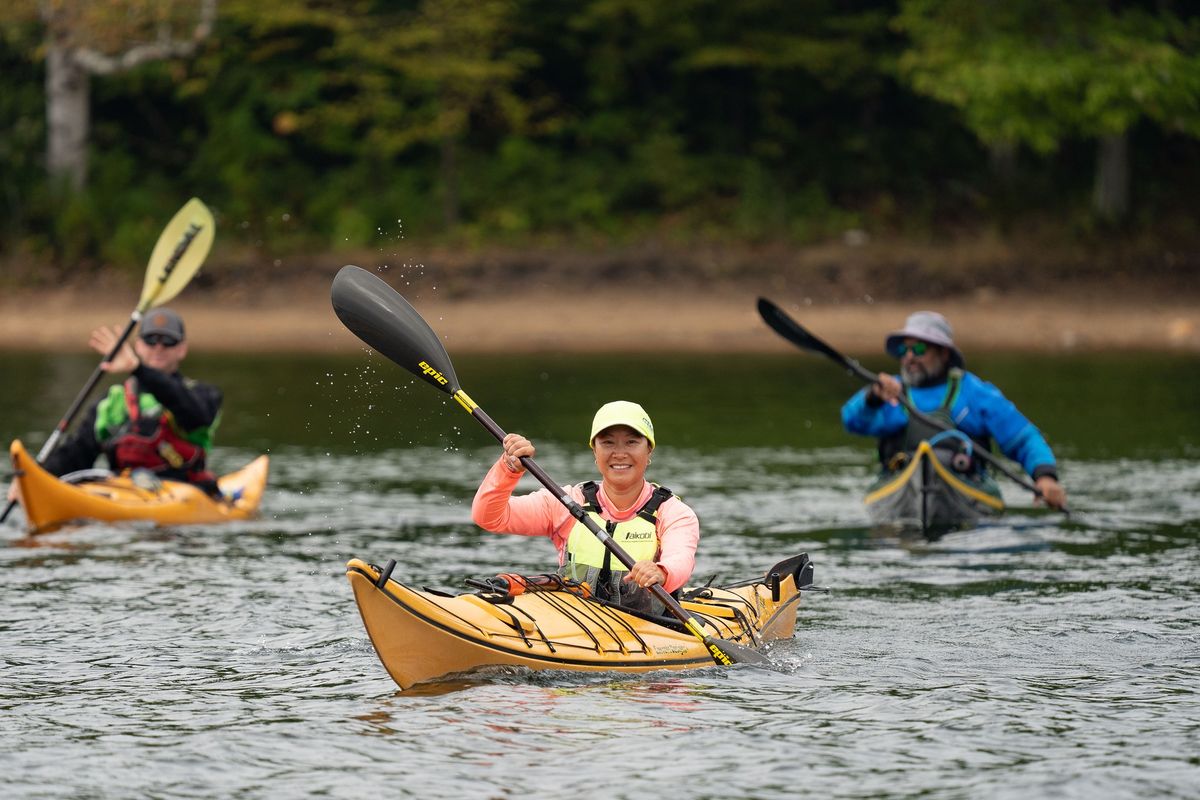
{"left": 331, "top": 265, "right": 767, "bottom": 666}
{"left": 3, "top": 199, "right": 214, "bottom": 524}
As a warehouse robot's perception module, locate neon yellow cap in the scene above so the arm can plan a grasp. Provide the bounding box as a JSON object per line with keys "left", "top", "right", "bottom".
{"left": 588, "top": 400, "right": 655, "bottom": 448}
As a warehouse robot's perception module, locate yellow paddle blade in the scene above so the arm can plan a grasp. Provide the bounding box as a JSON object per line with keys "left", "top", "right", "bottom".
{"left": 137, "top": 197, "right": 216, "bottom": 311}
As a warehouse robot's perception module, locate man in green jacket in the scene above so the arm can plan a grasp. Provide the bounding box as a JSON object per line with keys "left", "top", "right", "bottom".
{"left": 28, "top": 309, "right": 223, "bottom": 494}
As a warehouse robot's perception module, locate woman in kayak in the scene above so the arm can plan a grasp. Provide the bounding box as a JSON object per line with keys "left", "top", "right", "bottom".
{"left": 471, "top": 400, "right": 699, "bottom": 614}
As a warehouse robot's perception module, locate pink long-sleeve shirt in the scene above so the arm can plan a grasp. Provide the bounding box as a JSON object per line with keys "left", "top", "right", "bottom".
{"left": 471, "top": 457, "right": 700, "bottom": 594}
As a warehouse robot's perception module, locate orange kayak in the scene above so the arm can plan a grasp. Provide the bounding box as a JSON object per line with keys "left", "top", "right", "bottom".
{"left": 9, "top": 439, "right": 268, "bottom": 534}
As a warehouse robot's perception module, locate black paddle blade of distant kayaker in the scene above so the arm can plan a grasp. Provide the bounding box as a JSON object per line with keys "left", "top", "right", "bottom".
{"left": 330, "top": 266, "right": 766, "bottom": 666}
{"left": 331, "top": 265, "right": 461, "bottom": 395}
{"left": 757, "top": 297, "right": 873, "bottom": 380}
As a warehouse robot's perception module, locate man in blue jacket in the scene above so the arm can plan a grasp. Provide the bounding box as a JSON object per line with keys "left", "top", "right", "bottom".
{"left": 841, "top": 311, "right": 1068, "bottom": 509}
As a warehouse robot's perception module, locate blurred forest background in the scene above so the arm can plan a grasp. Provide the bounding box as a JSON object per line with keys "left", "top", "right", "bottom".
{"left": 1, "top": 0, "right": 1198, "bottom": 297}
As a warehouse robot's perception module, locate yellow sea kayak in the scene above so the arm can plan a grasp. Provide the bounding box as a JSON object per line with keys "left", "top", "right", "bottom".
{"left": 348, "top": 553, "right": 813, "bottom": 690}
{"left": 9, "top": 439, "right": 269, "bottom": 534}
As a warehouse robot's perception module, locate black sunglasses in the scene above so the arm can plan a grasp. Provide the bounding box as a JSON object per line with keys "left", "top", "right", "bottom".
{"left": 890, "top": 341, "right": 929, "bottom": 358}
{"left": 141, "top": 333, "right": 181, "bottom": 347}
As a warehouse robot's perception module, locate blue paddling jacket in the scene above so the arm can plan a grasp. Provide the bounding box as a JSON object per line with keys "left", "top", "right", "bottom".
{"left": 841, "top": 370, "right": 1058, "bottom": 480}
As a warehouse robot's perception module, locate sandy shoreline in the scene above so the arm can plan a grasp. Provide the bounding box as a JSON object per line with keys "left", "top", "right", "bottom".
{"left": 2, "top": 277, "right": 1198, "bottom": 355}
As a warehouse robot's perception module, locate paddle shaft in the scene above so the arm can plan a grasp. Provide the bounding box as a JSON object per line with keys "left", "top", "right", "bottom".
{"left": 1, "top": 224, "right": 203, "bottom": 524}
{"left": 757, "top": 298, "right": 1066, "bottom": 511}
{"left": 453, "top": 392, "right": 742, "bottom": 665}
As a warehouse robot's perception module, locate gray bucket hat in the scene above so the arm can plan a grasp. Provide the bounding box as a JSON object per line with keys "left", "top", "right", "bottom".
{"left": 885, "top": 311, "right": 964, "bottom": 368}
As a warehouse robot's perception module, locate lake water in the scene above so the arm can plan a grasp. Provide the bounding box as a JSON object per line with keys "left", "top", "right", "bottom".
{"left": 2, "top": 350, "right": 1198, "bottom": 799}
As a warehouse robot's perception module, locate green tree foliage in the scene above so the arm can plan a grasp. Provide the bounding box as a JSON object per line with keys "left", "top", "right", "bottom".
{"left": 0, "top": 0, "right": 214, "bottom": 274}
{"left": 897, "top": 0, "right": 1200, "bottom": 148}
{"left": 895, "top": 0, "right": 1200, "bottom": 219}
{"left": 179, "top": 0, "right": 539, "bottom": 247}
{"left": 0, "top": 0, "right": 1197, "bottom": 273}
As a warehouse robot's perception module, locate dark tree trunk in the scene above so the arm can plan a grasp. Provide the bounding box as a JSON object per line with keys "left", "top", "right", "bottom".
{"left": 440, "top": 135, "right": 461, "bottom": 229}
{"left": 1093, "top": 132, "right": 1129, "bottom": 221}
{"left": 988, "top": 140, "right": 1018, "bottom": 186}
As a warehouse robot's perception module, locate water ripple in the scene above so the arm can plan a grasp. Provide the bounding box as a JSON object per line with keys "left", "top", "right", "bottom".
{"left": 4, "top": 442, "right": 1200, "bottom": 799}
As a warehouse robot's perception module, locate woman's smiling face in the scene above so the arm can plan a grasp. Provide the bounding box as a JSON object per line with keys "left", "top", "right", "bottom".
{"left": 591, "top": 424, "right": 652, "bottom": 491}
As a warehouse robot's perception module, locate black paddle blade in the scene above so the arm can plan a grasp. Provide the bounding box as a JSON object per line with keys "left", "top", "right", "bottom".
{"left": 708, "top": 636, "right": 770, "bottom": 665}
{"left": 756, "top": 297, "right": 845, "bottom": 365}
{"left": 331, "top": 265, "right": 460, "bottom": 394}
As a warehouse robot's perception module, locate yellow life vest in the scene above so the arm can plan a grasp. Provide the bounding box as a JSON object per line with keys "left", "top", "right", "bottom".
{"left": 561, "top": 482, "right": 673, "bottom": 609}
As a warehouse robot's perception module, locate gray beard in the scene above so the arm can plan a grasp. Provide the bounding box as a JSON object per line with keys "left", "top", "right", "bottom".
{"left": 902, "top": 362, "right": 948, "bottom": 387}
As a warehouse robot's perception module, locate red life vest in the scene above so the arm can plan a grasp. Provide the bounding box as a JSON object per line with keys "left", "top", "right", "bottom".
{"left": 107, "top": 379, "right": 216, "bottom": 486}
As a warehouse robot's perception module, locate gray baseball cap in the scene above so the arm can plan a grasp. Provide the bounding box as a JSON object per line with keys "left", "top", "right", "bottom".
{"left": 140, "top": 308, "right": 186, "bottom": 341}
{"left": 885, "top": 311, "right": 964, "bottom": 367}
